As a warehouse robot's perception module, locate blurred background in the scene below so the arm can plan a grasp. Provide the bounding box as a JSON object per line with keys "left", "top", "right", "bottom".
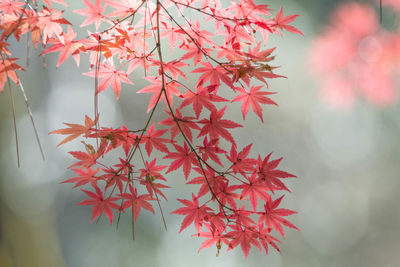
{"left": 1, "top": 0, "right": 400, "bottom": 266}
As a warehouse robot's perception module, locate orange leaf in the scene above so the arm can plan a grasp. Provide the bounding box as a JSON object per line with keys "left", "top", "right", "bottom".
{"left": 49, "top": 115, "right": 98, "bottom": 146}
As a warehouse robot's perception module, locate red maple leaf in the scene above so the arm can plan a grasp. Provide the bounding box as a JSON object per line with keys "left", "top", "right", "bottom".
{"left": 198, "top": 106, "right": 242, "bottom": 146}
{"left": 105, "top": 0, "right": 143, "bottom": 17}
{"left": 197, "top": 137, "right": 225, "bottom": 167}
{"left": 180, "top": 85, "right": 227, "bottom": 118}
{"left": 256, "top": 153, "right": 296, "bottom": 192}
{"left": 159, "top": 109, "right": 200, "bottom": 142}
{"left": 195, "top": 224, "right": 229, "bottom": 253}
{"left": 219, "top": 24, "right": 254, "bottom": 50}
{"left": 232, "top": 63, "right": 285, "bottom": 86}
{"left": 74, "top": 0, "right": 106, "bottom": 30}
{"left": 141, "top": 123, "right": 169, "bottom": 156}
{"left": 121, "top": 185, "right": 155, "bottom": 222}
{"left": 164, "top": 143, "right": 198, "bottom": 180}
{"left": 84, "top": 62, "right": 134, "bottom": 99}
{"left": 78, "top": 185, "right": 120, "bottom": 224}
{"left": 228, "top": 0, "right": 271, "bottom": 19}
{"left": 68, "top": 151, "right": 98, "bottom": 168}
{"left": 171, "top": 193, "right": 212, "bottom": 233}
{"left": 139, "top": 159, "right": 169, "bottom": 200}
{"left": 186, "top": 20, "right": 213, "bottom": 46}
{"left": 68, "top": 138, "right": 107, "bottom": 168}
{"left": 140, "top": 158, "right": 167, "bottom": 182}
{"left": 257, "top": 224, "right": 281, "bottom": 255}
{"left": 258, "top": 195, "right": 298, "bottom": 237}
{"left": 180, "top": 43, "right": 212, "bottom": 66}
{"left": 273, "top": 7, "right": 304, "bottom": 36}
{"left": 62, "top": 167, "right": 99, "bottom": 188}
{"left": 232, "top": 86, "right": 278, "bottom": 122}
{"left": 237, "top": 174, "right": 269, "bottom": 211}
{"left": 152, "top": 59, "right": 188, "bottom": 80}
{"left": 160, "top": 21, "right": 185, "bottom": 53}
{"left": 227, "top": 224, "right": 261, "bottom": 258}
{"left": 229, "top": 205, "right": 255, "bottom": 227}
{"left": 192, "top": 62, "right": 233, "bottom": 88}
{"left": 41, "top": 26, "right": 81, "bottom": 67}
{"left": 101, "top": 165, "right": 129, "bottom": 193}
{"left": 49, "top": 115, "right": 98, "bottom": 147}
{"left": 213, "top": 180, "right": 240, "bottom": 210}
{"left": 0, "top": 57, "right": 23, "bottom": 92}
{"left": 37, "top": 7, "right": 71, "bottom": 44}
{"left": 0, "top": 0, "right": 25, "bottom": 15}
{"left": 137, "top": 76, "right": 181, "bottom": 112}
{"left": 245, "top": 43, "right": 275, "bottom": 63}
{"left": 226, "top": 144, "right": 256, "bottom": 175}
{"left": 187, "top": 167, "right": 227, "bottom": 198}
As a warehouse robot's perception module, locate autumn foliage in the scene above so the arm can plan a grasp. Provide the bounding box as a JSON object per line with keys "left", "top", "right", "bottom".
{"left": 0, "top": 0, "right": 301, "bottom": 258}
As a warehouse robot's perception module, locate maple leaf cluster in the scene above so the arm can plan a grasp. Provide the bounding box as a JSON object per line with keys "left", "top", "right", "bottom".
{"left": 1, "top": 0, "right": 302, "bottom": 258}
{"left": 0, "top": 0, "right": 70, "bottom": 91}
{"left": 310, "top": 2, "right": 400, "bottom": 108}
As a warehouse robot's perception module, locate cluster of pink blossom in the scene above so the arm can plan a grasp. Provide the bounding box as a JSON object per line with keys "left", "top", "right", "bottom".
{"left": 310, "top": 2, "right": 400, "bottom": 108}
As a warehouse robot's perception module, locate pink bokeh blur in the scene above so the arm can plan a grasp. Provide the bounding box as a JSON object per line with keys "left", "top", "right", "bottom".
{"left": 310, "top": 2, "right": 400, "bottom": 108}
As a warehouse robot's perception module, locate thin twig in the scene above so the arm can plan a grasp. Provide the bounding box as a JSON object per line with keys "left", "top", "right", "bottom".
{"left": 8, "top": 75, "right": 19, "bottom": 167}
{"left": 18, "top": 79, "right": 45, "bottom": 160}
{"left": 1, "top": 53, "right": 20, "bottom": 167}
